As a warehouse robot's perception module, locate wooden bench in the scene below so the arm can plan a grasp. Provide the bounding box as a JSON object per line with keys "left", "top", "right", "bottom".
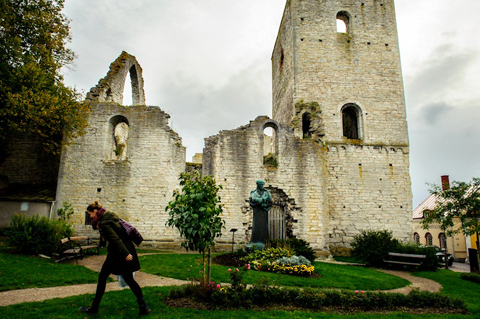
{"left": 383, "top": 252, "right": 426, "bottom": 267}
{"left": 56, "top": 236, "right": 100, "bottom": 264}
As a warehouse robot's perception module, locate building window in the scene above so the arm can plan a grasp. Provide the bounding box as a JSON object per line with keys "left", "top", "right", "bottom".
{"left": 439, "top": 233, "right": 446, "bottom": 249}
{"left": 302, "top": 112, "right": 312, "bottom": 139}
{"left": 263, "top": 123, "right": 278, "bottom": 168}
{"left": 342, "top": 104, "right": 360, "bottom": 139}
{"left": 414, "top": 232, "right": 420, "bottom": 244}
{"left": 425, "top": 233, "right": 433, "bottom": 246}
{"left": 336, "top": 11, "right": 350, "bottom": 33}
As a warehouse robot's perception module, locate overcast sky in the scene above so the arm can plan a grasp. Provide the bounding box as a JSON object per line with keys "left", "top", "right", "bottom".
{"left": 62, "top": 0, "right": 480, "bottom": 208}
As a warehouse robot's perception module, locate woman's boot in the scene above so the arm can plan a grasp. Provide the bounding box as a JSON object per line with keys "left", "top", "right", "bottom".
{"left": 137, "top": 298, "right": 151, "bottom": 315}
{"left": 79, "top": 305, "right": 99, "bottom": 314}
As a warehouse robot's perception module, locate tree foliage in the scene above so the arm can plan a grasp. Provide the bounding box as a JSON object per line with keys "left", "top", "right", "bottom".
{"left": 0, "top": 0, "right": 89, "bottom": 153}
{"left": 166, "top": 171, "right": 225, "bottom": 283}
{"left": 166, "top": 171, "right": 225, "bottom": 253}
{"left": 422, "top": 178, "right": 480, "bottom": 239}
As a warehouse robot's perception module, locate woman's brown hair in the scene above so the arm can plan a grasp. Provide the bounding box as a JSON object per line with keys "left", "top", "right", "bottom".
{"left": 86, "top": 201, "right": 102, "bottom": 212}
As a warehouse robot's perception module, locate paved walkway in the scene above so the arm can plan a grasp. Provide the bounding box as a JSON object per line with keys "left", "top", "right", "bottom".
{"left": 1, "top": 257, "right": 470, "bottom": 307}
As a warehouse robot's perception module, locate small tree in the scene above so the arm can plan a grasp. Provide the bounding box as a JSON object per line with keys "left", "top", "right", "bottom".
{"left": 422, "top": 177, "right": 480, "bottom": 269}
{"left": 166, "top": 171, "right": 225, "bottom": 283}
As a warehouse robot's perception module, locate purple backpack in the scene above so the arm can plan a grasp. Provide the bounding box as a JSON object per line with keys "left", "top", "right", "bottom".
{"left": 119, "top": 219, "right": 144, "bottom": 246}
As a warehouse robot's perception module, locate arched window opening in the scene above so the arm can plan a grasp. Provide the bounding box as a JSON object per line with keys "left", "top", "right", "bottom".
{"left": 342, "top": 104, "right": 360, "bottom": 139}
{"left": 107, "top": 115, "right": 129, "bottom": 161}
{"left": 414, "top": 233, "right": 420, "bottom": 244}
{"left": 425, "top": 233, "right": 433, "bottom": 246}
{"left": 263, "top": 124, "right": 278, "bottom": 168}
{"left": 336, "top": 11, "right": 350, "bottom": 33}
{"left": 439, "top": 233, "right": 446, "bottom": 249}
{"left": 302, "top": 112, "right": 312, "bottom": 139}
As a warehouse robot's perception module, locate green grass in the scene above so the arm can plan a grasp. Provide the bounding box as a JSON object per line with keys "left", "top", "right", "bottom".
{"left": 139, "top": 253, "right": 409, "bottom": 290}
{"left": 414, "top": 269, "right": 480, "bottom": 315}
{"left": 1, "top": 247, "right": 478, "bottom": 318}
{"left": 0, "top": 285, "right": 474, "bottom": 319}
{"left": 0, "top": 252, "right": 102, "bottom": 291}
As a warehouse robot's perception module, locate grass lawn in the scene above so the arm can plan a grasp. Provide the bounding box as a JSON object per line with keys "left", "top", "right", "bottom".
{"left": 139, "top": 253, "right": 409, "bottom": 290}
{"left": 0, "top": 252, "right": 102, "bottom": 291}
{"left": 1, "top": 249, "right": 478, "bottom": 318}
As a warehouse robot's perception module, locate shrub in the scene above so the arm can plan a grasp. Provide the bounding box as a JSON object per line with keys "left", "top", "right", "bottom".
{"left": 276, "top": 255, "right": 311, "bottom": 266}
{"left": 242, "top": 246, "right": 293, "bottom": 264}
{"left": 351, "top": 230, "right": 400, "bottom": 267}
{"left": 461, "top": 272, "right": 480, "bottom": 284}
{"left": 268, "top": 237, "right": 316, "bottom": 263}
{"left": 5, "top": 214, "right": 74, "bottom": 255}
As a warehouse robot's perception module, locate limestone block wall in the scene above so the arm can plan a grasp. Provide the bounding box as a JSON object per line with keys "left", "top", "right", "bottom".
{"left": 326, "top": 145, "right": 412, "bottom": 253}
{"left": 55, "top": 103, "right": 186, "bottom": 243}
{"left": 272, "top": 0, "right": 409, "bottom": 147}
{"left": 203, "top": 116, "right": 330, "bottom": 251}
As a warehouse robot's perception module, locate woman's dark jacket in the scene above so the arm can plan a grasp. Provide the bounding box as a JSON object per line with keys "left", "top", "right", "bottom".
{"left": 98, "top": 212, "right": 140, "bottom": 275}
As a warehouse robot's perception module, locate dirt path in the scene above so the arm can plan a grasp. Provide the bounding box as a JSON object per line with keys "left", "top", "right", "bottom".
{"left": 0, "top": 255, "right": 444, "bottom": 307}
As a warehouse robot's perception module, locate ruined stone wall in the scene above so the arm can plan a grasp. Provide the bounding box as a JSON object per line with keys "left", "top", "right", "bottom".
{"left": 55, "top": 103, "right": 186, "bottom": 243}
{"left": 203, "top": 116, "right": 330, "bottom": 251}
{"left": 327, "top": 145, "right": 412, "bottom": 253}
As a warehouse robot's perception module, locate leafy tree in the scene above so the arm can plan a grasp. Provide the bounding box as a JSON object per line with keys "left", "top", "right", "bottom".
{"left": 422, "top": 177, "right": 480, "bottom": 268}
{"left": 166, "top": 171, "right": 225, "bottom": 283}
{"left": 0, "top": 0, "right": 89, "bottom": 154}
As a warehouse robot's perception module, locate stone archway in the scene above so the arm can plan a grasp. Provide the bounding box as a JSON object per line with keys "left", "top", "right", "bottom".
{"left": 86, "top": 51, "right": 146, "bottom": 106}
{"left": 242, "top": 187, "right": 300, "bottom": 242}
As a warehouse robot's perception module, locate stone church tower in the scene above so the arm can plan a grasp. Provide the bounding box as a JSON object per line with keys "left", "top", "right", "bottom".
{"left": 271, "top": 0, "right": 412, "bottom": 251}
{"left": 204, "top": 0, "right": 412, "bottom": 254}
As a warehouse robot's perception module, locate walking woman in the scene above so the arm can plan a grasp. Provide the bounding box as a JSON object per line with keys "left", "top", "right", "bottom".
{"left": 80, "top": 201, "right": 151, "bottom": 315}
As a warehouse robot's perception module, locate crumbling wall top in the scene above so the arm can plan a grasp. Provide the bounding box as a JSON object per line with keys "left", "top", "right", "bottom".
{"left": 86, "top": 51, "right": 146, "bottom": 105}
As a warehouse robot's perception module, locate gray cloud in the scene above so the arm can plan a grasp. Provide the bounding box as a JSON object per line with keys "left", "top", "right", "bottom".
{"left": 419, "top": 102, "right": 452, "bottom": 126}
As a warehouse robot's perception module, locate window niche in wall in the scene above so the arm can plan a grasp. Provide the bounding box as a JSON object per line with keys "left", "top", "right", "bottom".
{"left": 336, "top": 11, "right": 350, "bottom": 33}
{"left": 263, "top": 123, "right": 278, "bottom": 168}
{"left": 342, "top": 103, "right": 361, "bottom": 140}
{"left": 302, "top": 112, "right": 312, "bottom": 139}
{"left": 107, "top": 115, "right": 130, "bottom": 161}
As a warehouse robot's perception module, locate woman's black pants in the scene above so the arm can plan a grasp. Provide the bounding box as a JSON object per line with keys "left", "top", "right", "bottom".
{"left": 92, "top": 260, "right": 144, "bottom": 307}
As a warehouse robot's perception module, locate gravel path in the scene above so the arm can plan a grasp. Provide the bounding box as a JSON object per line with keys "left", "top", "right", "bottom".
{"left": 1, "top": 255, "right": 458, "bottom": 307}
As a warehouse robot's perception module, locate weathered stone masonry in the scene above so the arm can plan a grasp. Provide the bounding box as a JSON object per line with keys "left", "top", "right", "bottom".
{"left": 52, "top": 0, "right": 412, "bottom": 254}
{"left": 55, "top": 53, "right": 185, "bottom": 244}
{"left": 204, "top": 0, "right": 412, "bottom": 253}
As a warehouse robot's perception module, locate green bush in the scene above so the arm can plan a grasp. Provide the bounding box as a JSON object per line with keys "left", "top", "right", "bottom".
{"left": 5, "top": 214, "right": 74, "bottom": 255}
{"left": 276, "top": 255, "right": 311, "bottom": 266}
{"left": 461, "top": 272, "right": 480, "bottom": 284}
{"left": 268, "top": 237, "right": 316, "bottom": 263}
{"left": 242, "top": 247, "right": 293, "bottom": 264}
{"left": 170, "top": 280, "right": 467, "bottom": 312}
{"left": 351, "top": 230, "right": 400, "bottom": 267}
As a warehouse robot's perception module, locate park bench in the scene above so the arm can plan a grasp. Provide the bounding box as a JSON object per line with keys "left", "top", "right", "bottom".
{"left": 56, "top": 236, "right": 100, "bottom": 264}
{"left": 383, "top": 252, "right": 426, "bottom": 268}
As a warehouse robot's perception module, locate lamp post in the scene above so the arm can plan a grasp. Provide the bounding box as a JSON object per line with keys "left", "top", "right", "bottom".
{"left": 230, "top": 228, "right": 238, "bottom": 253}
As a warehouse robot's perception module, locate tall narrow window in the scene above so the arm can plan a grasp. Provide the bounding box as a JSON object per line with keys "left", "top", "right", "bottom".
{"left": 302, "top": 112, "right": 312, "bottom": 139}
{"left": 342, "top": 104, "right": 360, "bottom": 139}
{"left": 263, "top": 123, "right": 278, "bottom": 168}
{"left": 414, "top": 233, "right": 420, "bottom": 244}
{"left": 426, "top": 233, "right": 433, "bottom": 246}
{"left": 439, "top": 233, "right": 446, "bottom": 249}
{"left": 336, "top": 11, "right": 350, "bottom": 33}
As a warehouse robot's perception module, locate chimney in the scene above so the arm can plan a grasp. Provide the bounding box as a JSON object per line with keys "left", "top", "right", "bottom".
{"left": 441, "top": 175, "right": 450, "bottom": 190}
